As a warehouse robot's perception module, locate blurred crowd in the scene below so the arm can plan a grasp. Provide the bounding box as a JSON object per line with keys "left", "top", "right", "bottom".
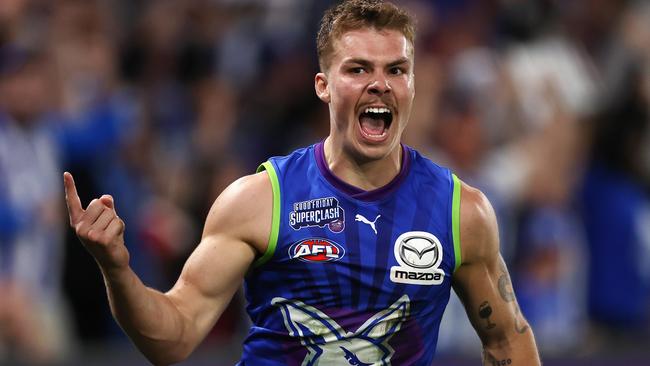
{"left": 0, "top": 0, "right": 648, "bottom": 364}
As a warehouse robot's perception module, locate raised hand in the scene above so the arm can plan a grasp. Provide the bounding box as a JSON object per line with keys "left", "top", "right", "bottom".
{"left": 63, "top": 172, "right": 130, "bottom": 271}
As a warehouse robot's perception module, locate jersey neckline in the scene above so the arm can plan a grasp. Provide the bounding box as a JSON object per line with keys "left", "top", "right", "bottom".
{"left": 313, "top": 141, "right": 411, "bottom": 202}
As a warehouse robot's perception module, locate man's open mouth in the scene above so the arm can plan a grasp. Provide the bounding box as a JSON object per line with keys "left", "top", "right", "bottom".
{"left": 358, "top": 106, "right": 393, "bottom": 139}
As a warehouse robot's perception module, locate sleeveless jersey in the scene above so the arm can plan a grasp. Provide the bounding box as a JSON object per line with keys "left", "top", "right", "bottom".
{"left": 239, "top": 142, "right": 462, "bottom": 366}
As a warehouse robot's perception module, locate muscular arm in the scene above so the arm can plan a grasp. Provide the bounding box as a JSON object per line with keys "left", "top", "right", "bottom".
{"left": 452, "top": 182, "right": 541, "bottom": 365}
{"left": 64, "top": 172, "right": 271, "bottom": 365}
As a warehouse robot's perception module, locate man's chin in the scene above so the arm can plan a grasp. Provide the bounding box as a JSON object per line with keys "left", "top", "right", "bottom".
{"left": 351, "top": 139, "right": 398, "bottom": 163}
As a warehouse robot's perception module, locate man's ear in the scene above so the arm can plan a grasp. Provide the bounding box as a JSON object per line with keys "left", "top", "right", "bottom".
{"left": 315, "top": 72, "right": 330, "bottom": 103}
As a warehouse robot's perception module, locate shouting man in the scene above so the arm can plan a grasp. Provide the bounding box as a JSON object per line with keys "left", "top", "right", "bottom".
{"left": 64, "top": 1, "right": 541, "bottom": 364}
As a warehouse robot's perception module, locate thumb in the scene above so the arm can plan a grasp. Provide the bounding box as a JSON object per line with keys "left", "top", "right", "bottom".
{"left": 100, "top": 195, "right": 115, "bottom": 210}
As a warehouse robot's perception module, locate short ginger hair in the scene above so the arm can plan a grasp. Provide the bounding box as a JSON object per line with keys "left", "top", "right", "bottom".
{"left": 316, "top": 0, "right": 416, "bottom": 72}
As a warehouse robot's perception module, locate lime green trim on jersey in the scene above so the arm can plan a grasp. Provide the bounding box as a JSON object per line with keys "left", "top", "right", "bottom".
{"left": 253, "top": 161, "right": 280, "bottom": 268}
{"left": 452, "top": 174, "right": 462, "bottom": 273}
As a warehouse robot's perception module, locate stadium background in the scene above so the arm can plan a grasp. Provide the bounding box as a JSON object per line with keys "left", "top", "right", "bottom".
{"left": 0, "top": 0, "right": 649, "bottom": 365}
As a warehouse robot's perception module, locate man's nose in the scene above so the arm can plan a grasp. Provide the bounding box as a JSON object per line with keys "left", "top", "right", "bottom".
{"left": 367, "top": 75, "right": 391, "bottom": 95}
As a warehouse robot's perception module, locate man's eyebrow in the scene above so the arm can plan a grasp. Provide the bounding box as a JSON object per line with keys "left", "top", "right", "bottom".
{"left": 342, "top": 57, "right": 412, "bottom": 67}
{"left": 342, "top": 58, "right": 373, "bottom": 67}
{"left": 387, "top": 57, "right": 411, "bottom": 67}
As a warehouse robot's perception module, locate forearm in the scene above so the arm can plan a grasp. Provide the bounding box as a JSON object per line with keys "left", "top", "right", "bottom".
{"left": 101, "top": 266, "right": 192, "bottom": 365}
{"left": 481, "top": 329, "right": 540, "bottom": 366}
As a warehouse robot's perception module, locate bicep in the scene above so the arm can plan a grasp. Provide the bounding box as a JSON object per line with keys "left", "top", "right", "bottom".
{"left": 165, "top": 233, "right": 255, "bottom": 344}
{"left": 160, "top": 173, "right": 270, "bottom": 346}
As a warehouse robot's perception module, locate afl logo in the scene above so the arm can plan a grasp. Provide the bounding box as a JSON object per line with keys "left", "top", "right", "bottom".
{"left": 289, "top": 238, "right": 345, "bottom": 263}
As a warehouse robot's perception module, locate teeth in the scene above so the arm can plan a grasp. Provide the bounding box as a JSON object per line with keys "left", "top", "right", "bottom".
{"left": 364, "top": 107, "right": 391, "bottom": 114}
{"left": 362, "top": 130, "right": 387, "bottom": 138}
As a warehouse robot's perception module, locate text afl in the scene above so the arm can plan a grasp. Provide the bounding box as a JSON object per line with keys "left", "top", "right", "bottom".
{"left": 289, "top": 238, "right": 346, "bottom": 263}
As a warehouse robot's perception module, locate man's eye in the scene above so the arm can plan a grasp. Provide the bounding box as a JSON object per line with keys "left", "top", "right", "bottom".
{"left": 351, "top": 67, "right": 366, "bottom": 74}
{"left": 390, "top": 67, "right": 404, "bottom": 75}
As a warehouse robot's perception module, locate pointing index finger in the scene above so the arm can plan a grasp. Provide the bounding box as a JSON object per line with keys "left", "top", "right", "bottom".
{"left": 63, "top": 172, "right": 83, "bottom": 225}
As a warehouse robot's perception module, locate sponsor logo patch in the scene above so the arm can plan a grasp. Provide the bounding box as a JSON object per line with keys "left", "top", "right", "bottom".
{"left": 289, "top": 238, "right": 345, "bottom": 263}
{"left": 390, "top": 231, "right": 445, "bottom": 285}
{"left": 289, "top": 197, "right": 345, "bottom": 233}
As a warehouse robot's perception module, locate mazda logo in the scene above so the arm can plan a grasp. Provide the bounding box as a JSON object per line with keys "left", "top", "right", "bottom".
{"left": 398, "top": 235, "right": 439, "bottom": 269}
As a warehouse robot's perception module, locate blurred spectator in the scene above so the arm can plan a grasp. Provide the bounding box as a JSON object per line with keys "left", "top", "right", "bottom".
{"left": 514, "top": 207, "right": 587, "bottom": 355}
{"left": 578, "top": 11, "right": 650, "bottom": 351}
{"left": 574, "top": 0, "right": 650, "bottom": 356}
{"left": 434, "top": 0, "right": 595, "bottom": 356}
{"left": 0, "top": 47, "right": 72, "bottom": 364}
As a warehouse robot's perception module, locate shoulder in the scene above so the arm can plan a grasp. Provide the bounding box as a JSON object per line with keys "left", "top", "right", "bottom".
{"left": 268, "top": 145, "right": 315, "bottom": 166}
{"left": 203, "top": 170, "right": 273, "bottom": 256}
{"left": 458, "top": 180, "right": 500, "bottom": 265}
{"left": 402, "top": 146, "right": 453, "bottom": 183}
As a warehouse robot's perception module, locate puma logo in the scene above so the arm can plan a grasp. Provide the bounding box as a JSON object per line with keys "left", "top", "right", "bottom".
{"left": 355, "top": 214, "right": 380, "bottom": 234}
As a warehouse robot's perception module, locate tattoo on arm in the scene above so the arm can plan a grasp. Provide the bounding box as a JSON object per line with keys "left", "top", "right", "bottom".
{"left": 514, "top": 305, "right": 530, "bottom": 334}
{"left": 478, "top": 301, "right": 496, "bottom": 330}
{"left": 498, "top": 262, "right": 529, "bottom": 334}
{"left": 497, "top": 264, "right": 515, "bottom": 303}
{"left": 483, "top": 350, "right": 512, "bottom": 365}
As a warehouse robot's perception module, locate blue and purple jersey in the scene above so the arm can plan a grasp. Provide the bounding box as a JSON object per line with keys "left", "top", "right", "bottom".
{"left": 239, "top": 142, "right": 462, "bottom": 366}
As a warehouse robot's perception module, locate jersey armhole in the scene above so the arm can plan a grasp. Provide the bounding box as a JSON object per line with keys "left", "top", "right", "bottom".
{"left": 252, "top": 161, "right": 281, "bottom": 268}
{"left": 451, "top": 173, "right": 462, "bottom": 273}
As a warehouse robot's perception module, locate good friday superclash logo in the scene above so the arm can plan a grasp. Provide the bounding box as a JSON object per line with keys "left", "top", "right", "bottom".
{"left": 289, "top": 197, "right": 345, "bottom": 233}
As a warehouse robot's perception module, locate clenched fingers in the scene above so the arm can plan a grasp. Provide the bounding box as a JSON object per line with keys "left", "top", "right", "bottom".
{"left": 70, "top": 191, "right": 121, "bottom": 245}
{"left": 93, "top": 207, "right": 117, "bottom": 232}
{"left": 75, "top": 199, "right": 105, "bottom": 234}
{"left": 86, "top": 199, "right": 107, "bottom": 220}
{"left": 100, "top": 195, "right": 115, "bottom": 211}
{"left": 105, "top": 216, "right": 126, "bottom": 238}
{"left": 78, "top": 207, "right": 121, "bottom": 244}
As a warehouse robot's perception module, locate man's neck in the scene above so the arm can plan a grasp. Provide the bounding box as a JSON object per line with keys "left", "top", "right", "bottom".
{"left": 323, "top": 137, "right": 402, "bottom": 191}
